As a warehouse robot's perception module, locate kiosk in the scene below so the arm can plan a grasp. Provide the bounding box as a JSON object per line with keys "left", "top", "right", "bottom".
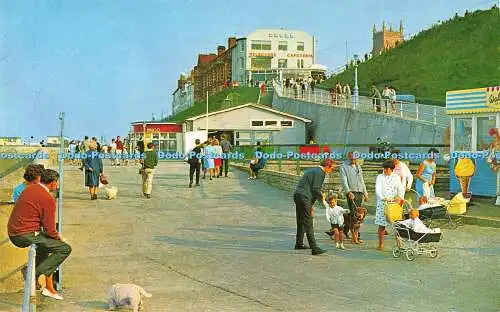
{"left": 446, "top": 86, "right": 500, "bottom": 205}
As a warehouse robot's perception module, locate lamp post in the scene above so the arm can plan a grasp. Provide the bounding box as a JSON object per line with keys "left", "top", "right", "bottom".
{"left": 353, "top": 54, "right": 359, "bottom": 109}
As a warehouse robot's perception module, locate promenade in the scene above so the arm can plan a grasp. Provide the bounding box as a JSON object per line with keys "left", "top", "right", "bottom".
{"left": 1, "top": 162, "right": 499, "bottom": 311}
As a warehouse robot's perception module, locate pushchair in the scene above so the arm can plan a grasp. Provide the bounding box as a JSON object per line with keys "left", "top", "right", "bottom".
{"left": 385, "top": 199, "right": 442, "bottom": 261}
{"left": 404, "top": 189, "right": 462, "bottom": 229}
{"left": 392, "top": 221, "right": 441, "bottom": 261}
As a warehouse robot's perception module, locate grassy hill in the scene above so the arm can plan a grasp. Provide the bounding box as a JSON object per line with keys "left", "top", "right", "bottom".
{"left": 168, "top": 87, "right": 273, "bottom": 122}
{"left": 320, "top": 7, "right": 499, "bottom": 105}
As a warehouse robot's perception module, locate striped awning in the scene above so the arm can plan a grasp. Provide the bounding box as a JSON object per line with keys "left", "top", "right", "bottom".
{"left": 446, "top": 86, "right": 500, "bottom": 115}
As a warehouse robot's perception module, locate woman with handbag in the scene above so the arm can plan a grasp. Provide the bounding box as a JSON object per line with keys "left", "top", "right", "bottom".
{"left": 84, "top": 140, "right": 104, "bottom": 200}
{"left": 374, "top": 160, "right": 404, "bottom": 251}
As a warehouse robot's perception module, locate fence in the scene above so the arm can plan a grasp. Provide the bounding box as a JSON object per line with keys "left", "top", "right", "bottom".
{"left": 22, "top": 244, "right": 37, "bottom": 312}
{"left": 273, "top": 83, "right": 449, "bottom": 126}
{"left": 231, "top": 143, "right": 450, "bottom": 193}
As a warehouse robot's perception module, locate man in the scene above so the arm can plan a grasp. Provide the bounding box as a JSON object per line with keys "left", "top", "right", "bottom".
{"left": 382, "top": 85, "right": 391, "bottom": 113}
{"left": 115, "top": 136, "right": 124, "bottom": 166}
{"left": 188, "top": 139, "right": 202, "bottom": 187}
{"left": 219, "top": 135, "right": 232, "bottom": 177}
{"left": 294, "top": 158, "right": 335, "bottom": 255}
{"left": 142, "top": 142, "right": 158, "bottom": 198}
{"left": 8, "top": 169, "right": 72, "bottom": 300}
{"left": 12, "top": 164, "right": 44, "bottom": 203}
{"left": 339, "top": 152, "right": 369, "bottom": 241}
{"left": 371, "top": 85, "right": 382, "bottom": 112}
{"left": 392, "top": 158, "right": 413, "bottom": 199}
{"left": 110, "top": 139, "right": 117, "bottom": 166}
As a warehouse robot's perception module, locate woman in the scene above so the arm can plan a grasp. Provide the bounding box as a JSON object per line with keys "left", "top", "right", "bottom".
{"left": 415, "top": 148, "right": 439, "bottom": 201}
{"left": 487, "top": 128, "right": 500, "bottom": 171}
{"left": 203, "top": 140, "right": 215, "bottom": 180}
{"left": 213, "top": 139, "right": 223, "bottom": 178}
{"left": 392, "top": 158, "right": 413, "bottom": 199}
{"left": 84, "top": 140, "right": 103, "bottom": 200}
{"left": 375, "top": 160, "right": 404, "bottom": 251}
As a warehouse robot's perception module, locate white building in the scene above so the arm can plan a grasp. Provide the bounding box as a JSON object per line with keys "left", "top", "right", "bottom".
{"left": 183, "top": 103, "right": 311, "bottom": 146}
{"left": 231, "top": 29, "right": 326, "bottom": 85}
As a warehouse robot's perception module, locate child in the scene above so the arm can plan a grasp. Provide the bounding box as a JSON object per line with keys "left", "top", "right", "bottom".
{"left": 323, "top": 191, "right": 350, "bottom": 249}
{"left": 12, "top": 164, "right": 44, "bottom": 203}
{"left": 399, "top": 209, "right": 441, "bottom": 234}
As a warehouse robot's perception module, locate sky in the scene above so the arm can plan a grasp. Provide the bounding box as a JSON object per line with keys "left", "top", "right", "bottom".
{"left": 0, "top": 0, "right": 496, "bottom": 143}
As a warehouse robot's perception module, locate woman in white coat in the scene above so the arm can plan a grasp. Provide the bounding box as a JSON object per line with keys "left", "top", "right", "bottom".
{"left": 375, "top": 160, "right": 404, "bottom": 251}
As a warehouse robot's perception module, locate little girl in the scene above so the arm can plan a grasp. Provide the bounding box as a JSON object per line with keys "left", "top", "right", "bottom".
{"left": 323, "top": 191, "right": 350, "bottom": 249}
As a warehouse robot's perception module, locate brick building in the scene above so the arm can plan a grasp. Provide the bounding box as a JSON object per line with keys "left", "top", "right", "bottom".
{"left": 372, "top": 21, "right": 404, "bottom": 55}
{"left": 193, "top": 37, "right": 237, "bottom": 101}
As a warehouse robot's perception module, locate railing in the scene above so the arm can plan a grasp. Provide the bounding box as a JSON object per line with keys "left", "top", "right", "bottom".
{"left": 22, "top": 244, "right": 37, "bottom": 312}
{"left": 273, "top": 83, "right": 449, "bottom": 126}
{"left": 231, "top": 143, "right": 450, "bottom": 191}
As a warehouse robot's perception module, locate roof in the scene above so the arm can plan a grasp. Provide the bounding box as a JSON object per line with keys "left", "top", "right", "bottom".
{"left": 130, "top": 121, "right": 179, "bottom": 125}
{"left": 184, "top": 103, "right": 312, "bottom": 123}
{"left": 197, "top": 54, "right": 217, "bottom": 66}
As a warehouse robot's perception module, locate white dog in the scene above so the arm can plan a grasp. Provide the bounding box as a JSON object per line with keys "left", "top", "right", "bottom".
{"left": 107, "top": 283, "right": 152, "bottom": 311}
{"left": 105, "top": 186, "right": 118, "bottom": 200}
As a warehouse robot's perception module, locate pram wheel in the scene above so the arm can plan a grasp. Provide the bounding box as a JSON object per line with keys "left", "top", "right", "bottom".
{"left": 392, "top": 245, "right": 401, "bottom": 258}
{"left": 405, "top": 249, "right": 416, "bottom": 261}
{"left": 429, "top": 249, "right": 438, "bottom": 258}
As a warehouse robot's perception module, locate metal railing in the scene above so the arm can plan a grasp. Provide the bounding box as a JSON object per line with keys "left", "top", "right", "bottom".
{"left": 22, "top": 244, "right": 37, "bottom": 312}
{"left": 273, "top": 83, "right": 449, "bottom": 126}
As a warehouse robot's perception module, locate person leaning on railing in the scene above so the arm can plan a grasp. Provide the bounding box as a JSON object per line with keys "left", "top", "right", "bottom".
{"left": 7, "top": 169, "right": 72, "bottom": 300}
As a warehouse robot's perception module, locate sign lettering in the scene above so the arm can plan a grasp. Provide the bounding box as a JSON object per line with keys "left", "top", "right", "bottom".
{"left": 487, "top": 86, "right": 500, "bottom": 108}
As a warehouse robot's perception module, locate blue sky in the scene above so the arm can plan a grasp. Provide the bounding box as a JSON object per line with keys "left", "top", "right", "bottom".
{"left": 0, "top": 0, "right": 495, "bottom": 143}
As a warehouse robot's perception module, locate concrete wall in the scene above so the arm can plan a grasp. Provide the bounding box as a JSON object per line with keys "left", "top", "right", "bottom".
{"left": 272, "top": 96, "right": 448, "bottom": 164}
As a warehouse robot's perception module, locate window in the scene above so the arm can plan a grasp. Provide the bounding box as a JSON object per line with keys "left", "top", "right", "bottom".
{"left": 168, "top": 133, "right": 177, "bottom": 139}
{"left": 152, "top": 133, "right": 160, "bottom": 139}
{"left": 280, "top": 120, "right": 293, "bottom": 127}
{"left": 239, "top": 57, "right": 244, "bottom": 69}
{"left": 297, "top": 59, "right": 300, "bottom": 68}
{"left": 278, "top": 59, "right": 287, "bottom": 68}
{"left": 251, "top": 120, "right": 264, "bottom": 127}
{"left": 236, "top": 132, "right": 251, "bottom": 139}
{"left": 297, "top": 41, "right": 304, "bottom": 51}
{"left": 453, "top": 118, "right": 472, "bottom": 151}
{"left": 278, "top": 41, "right": 287, "bottom": 51}
{"left": 477, "top": 116, "right": 496, "bottom": 151}
{"left": 251, "top": 57, "right": 272, "bottom": 70}
{"left": 265, "top": 120, "right": 278, "bottom": 126}
{"left": 251, "top": 40, "right": 271, "bottom": 50}
{"left": 300, "top": 59, "right": 304, "bottom": 68}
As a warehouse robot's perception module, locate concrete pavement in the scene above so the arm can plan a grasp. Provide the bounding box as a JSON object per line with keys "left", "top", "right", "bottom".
{"left": 0, "top": 161, "right": 499, "bottom": 311}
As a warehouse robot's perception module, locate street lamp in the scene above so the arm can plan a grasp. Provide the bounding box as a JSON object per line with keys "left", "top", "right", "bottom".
{"left": 353, "top": 54, "right": 359, "bottom": 109}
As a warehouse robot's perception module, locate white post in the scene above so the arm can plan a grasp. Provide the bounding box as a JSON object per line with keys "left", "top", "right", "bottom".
{"left": 55, "top": 111, "right": 64, "bottom": 291}
{"left": 433, "top": 107, "right": 437, "bottom": 124}
{"left": 206, "top": 91, "right": 209, "bottom": 137}
{"left": 400, "top": 102, "right": 403, "bottom": 118}
{"left": 416, "top": 104, "right": 419, "bottom": 120}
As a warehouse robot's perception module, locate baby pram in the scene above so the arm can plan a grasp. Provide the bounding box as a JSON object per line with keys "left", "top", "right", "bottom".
{"left": 392, "top": 221, "right": 441, "bottom": 261}
{"left": 404, "top": 189, "right": 462, "bottom": 229}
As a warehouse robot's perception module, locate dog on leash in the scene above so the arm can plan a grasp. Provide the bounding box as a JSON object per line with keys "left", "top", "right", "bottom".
{"left": 347, "top": 207, "right": 368, "bottom": 244}
{"left": 107, "top": 283, "right": 152, "bottom": 311}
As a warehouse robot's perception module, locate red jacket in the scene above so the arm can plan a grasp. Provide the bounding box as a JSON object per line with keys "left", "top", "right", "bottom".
{"left": 116, "top": 140, "right": 123, "bottom": 150}
{"left": 8, "top": 184, "right": 58, "bottom": 239}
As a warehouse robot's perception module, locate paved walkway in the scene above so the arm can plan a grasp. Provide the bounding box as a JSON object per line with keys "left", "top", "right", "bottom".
{"left": 1, "top": 162, "right": 499, "bottom": 311}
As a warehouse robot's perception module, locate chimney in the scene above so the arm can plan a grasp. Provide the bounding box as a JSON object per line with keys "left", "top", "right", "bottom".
{"left": 228, "top": 37, "right": 237, "bottom": 49}
{"left": 217, "top": 45, "right": 225, "bottom": 56}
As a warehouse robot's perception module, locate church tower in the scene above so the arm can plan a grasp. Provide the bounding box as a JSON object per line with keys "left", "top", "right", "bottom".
{"left": 372, "top": 20, "right": 404, "bottom": 55}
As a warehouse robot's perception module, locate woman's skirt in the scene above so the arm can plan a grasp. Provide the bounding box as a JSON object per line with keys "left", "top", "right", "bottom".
{"left": 214, "top": 158, "right": 221, "bottom": 167}
{"left": 204, "top": 158, "right": 215, "bottom": 169}
{"left": 374, "top": 200, "right": 389, "bottom": 227}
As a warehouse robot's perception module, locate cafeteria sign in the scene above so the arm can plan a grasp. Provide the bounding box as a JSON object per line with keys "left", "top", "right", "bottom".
{"left": 487, "top": 86, "right": 500, "bottom": 109}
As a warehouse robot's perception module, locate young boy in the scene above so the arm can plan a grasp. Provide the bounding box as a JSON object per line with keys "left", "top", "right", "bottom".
{"left": 12, "top": 164, "right": 44, "bottom": 203}
{"left": 323, "top": 191, "right": 350, "bottom": 249}
{"left": 399, "top": 209, "right": 441, "bottom": 234}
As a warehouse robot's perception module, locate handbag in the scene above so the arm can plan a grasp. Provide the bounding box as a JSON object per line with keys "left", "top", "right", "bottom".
{"left": 385, "top": 202, "right": 403, "bottom": 222}
{"left": 100, "top": 174, "right": 109, "bottom": 185}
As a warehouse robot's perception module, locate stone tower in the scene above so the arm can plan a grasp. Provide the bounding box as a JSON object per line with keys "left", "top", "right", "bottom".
{"left": 372, "top": 20, "right": 404, "bottom": 55}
